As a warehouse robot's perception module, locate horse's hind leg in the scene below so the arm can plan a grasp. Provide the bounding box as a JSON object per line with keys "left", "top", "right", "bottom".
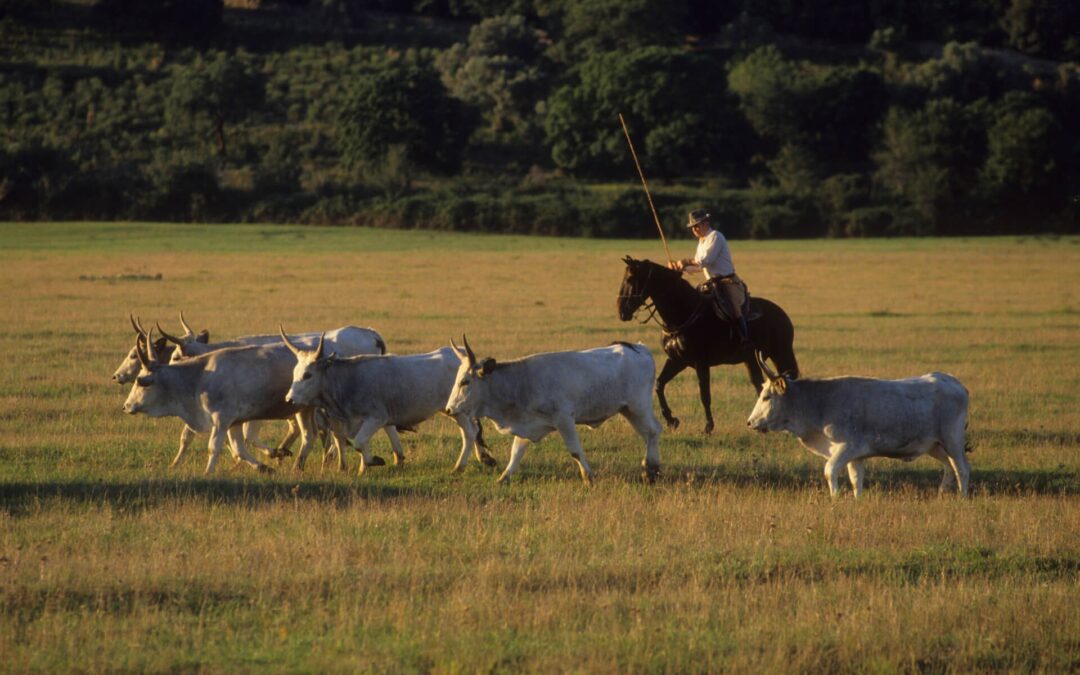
{"left": 694, "top": 364, "right": 714, "bottom": 435}
{"left": 656, "top": 357, "right": 687, "bottom": 430}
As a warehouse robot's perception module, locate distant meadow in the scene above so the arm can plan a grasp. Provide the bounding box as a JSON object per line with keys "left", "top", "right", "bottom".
{"left": 0, "top": 223, "right": 1077, "bottom": 672}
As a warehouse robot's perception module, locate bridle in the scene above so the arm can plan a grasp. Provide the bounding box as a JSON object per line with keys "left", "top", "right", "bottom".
{"left": 618, "top": 264, "right": 708, "bottom": 337}
{"left": 618, "top": 265, "right": 659, "bottom": 325}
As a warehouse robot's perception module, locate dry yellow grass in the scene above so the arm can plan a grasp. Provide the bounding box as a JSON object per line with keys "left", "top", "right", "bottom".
{"left": 0, "top": 224, "right": 1078, "bottom": 672}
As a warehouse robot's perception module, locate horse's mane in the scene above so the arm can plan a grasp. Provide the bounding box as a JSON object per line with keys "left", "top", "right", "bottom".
{"left": 632, "top": 258, "right": 698, "bottom": 293}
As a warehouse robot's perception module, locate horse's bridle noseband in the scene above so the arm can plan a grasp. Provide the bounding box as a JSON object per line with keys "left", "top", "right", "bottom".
{"left": 617, "top": 265, "right": 659, "bottom": 324}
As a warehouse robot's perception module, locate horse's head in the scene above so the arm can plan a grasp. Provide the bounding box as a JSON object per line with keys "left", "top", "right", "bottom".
{"left": 617, "top": 255, "right": 660, "bottom": 321}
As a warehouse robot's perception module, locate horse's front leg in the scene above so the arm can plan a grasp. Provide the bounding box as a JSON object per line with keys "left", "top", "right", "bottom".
{"left": 656, "top": 357, "right": 687, "bottom": 431}
{"left": 695, "top": 364, "right": 714, "bottom": 435}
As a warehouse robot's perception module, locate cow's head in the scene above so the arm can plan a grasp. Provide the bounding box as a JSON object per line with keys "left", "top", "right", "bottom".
{"left": 446, "top": 334, "right": 496, "bottom": 417}
{"left": 746, "top": 352, "right": 794, "bottom": 432}
{"left": 113, "top": 315, "right": 172, "bottom": 384}
{"left": 157, "top": 312, "right": 210, "bottom": 363}
{"left": 281, "top": 325, "right": 329, "bottom": 406}
{"left": 122, "top": 328, "right": 167, "bottom": 415}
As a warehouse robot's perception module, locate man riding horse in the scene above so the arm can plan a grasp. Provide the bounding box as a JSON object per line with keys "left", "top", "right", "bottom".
{"left": 667, "top": 209, "right": 751, "bottom": 346}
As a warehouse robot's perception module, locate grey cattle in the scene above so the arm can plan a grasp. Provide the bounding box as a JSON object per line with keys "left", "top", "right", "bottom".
{"left": 160, "top": 314, "right": 384, "bottom": 362}
{"left": 746, "top": 353, "right": 971, "bottom": 497}
{"left": 158, "top": 316, "right": 392, "bottom": 466}
{"left": 123, "top": 334, "right": 313, "bottom": 474}
{"left": 282, "top": 332, "right": 496, "bottom": 476}
{"left": 444, "top": 337, "right": 662, "bottom": 485}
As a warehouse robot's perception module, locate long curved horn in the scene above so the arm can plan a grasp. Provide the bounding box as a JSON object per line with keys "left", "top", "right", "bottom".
{"left": 156, "top": 321, "right": 186, "bottom": 346}
{"left": 314, "top": 332, "right": 325, "bottom": 360}
{"left": 178, "top": 311, "right": 194, "bottom": 338}
{"left": 755, "top": 351, "right": 779, "bottom": 382}
{"left": 462, "top": 334, "right": 477, "bottom": 368}
{"left": 279, "top": 324, "right": 303, "bottom": 355}
{"left": 129, "top": 314, "right": 146, "bottom": 336}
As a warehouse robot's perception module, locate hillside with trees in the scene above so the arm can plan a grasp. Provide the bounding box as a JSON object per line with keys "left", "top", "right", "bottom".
{"left": 1, "top": 0, "right": 1077, "bottom": 237}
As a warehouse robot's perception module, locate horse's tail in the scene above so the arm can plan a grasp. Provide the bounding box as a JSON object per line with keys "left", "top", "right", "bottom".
{"left": 759, "top": 298, "right": 799, "bottom": 379}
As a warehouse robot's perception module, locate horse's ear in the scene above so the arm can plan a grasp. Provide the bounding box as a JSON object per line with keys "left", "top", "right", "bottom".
{"left": 622, "top": 255, "right": 633, "bottom": 265}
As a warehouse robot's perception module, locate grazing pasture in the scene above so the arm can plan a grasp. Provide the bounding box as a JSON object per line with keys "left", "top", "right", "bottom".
{"left": 0, "top": 223, "right": 1078, "bottom": 672}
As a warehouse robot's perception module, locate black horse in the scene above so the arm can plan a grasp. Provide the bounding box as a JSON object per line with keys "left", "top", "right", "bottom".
{"left": 617, "top": 256, "right": 799, "bottom": 434}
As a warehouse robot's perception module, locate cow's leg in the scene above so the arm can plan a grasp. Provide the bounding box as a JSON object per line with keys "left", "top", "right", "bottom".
{"left": 497, "top": 436, "right": 531, "bottom": 485}
{"left": 929, "top": 446, "right": 956, "bottom": 493}
{"left": 382, "top": 425, "right": 405, "bottom": 466}
{"left": 557, "top": 422, "right": 593, "bottom": 486}
{"left": 656, "top": 357, "right": 687, "bottom": 430}
{"left": 272, "top": 419, "right": 300, "bottom": 460}
{"left": 292, "top": 410, "right": 317, "bottom": 472}
{"left": 227, "top": 424, "right": 271, "bottom": 473}
{"left": 450, "top": 415, "right": 478, "bottom": 474}
{"left": 846, "top": 460, "right": 866, "bottom": 498}
{"left": 621, "top": 405, "right": 662, "bottom": 483}
{"left": 474, "top": 419, "right": 497, "bottom": 466}
{"left": 942, "top": 430, "right": 971, "bottom": 497}
{"left": 205, "top": 424, "right": 228, "bottom": 475}
{"left": 351, "top": 418, "right": 387, "bottom": 476}
{"left": 824, "top": 443, "right": 862, "bottom": 497}
{"left": 172, "top": 424, "right": 197, "bottom": 468}
{"left": 694, "top": 364, "right": 714, "bottom": 435}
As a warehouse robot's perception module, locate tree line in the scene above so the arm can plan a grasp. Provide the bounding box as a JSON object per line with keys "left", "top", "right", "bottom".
{"left": 0, "top": 0, "right": 1077, "bottom": 236}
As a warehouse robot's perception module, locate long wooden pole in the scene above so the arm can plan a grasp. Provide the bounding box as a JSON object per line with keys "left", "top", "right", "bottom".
{"left": 619, "top": 113, "right": 672, "bottom": 264}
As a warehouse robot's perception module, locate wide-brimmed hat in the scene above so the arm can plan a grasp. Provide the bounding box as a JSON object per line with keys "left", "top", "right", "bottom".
{"left": 686, "top": 209, "right": 710, "bottom": 228}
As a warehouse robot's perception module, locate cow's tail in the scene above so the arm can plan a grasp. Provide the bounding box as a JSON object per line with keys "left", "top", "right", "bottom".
{"left": 964, "top": 421, "right": 974, "bottom": 454}
{"left": 376, "top": 337, "right": 386, "bottom": 355}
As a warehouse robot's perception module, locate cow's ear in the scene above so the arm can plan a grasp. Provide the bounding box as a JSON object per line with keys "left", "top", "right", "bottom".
{"left": 136, "top": 374, "right": 155, "bottom": 387}
{"left": 774, "top": 377, "right": 788, "bottom": 394}
{"left": 152, "top": 337, "right": 168, "bottom": 358}
{"left": 196, "top": 330, "right": 210, "bottom": 344}
{"left": 477, "top": 358, "right": 496, "bottom": 377}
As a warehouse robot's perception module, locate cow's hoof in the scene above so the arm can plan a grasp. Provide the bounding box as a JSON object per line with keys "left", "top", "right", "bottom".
{"left": 257, "top": 464, "right": 275, "bottom": 474}
{"left": 366, "top": 456, "right": 386, "bottom": 467}
{"left": 392, "top": 455, "right": 404, "bottom": 467}
{"left": 641, "top": 462, "right": 660, "bottom": 484}
{"left": 480, "top": 452, "right": 498, "bottom": 468}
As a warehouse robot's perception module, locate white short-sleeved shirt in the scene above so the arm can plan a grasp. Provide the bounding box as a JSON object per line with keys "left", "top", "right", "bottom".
{"left": 693, "top": 229, "right": 735, "bottom": 280}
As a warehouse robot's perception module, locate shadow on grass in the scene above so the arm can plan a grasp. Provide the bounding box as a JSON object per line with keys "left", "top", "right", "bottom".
{"left": 657, "top": 463, "right": 1080, "bottom": 497}
{"left": 0, "top": 478, "right": 417, "bottom": 516}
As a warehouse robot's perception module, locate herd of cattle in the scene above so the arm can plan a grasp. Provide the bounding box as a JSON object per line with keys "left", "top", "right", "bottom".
{"left": 114, "top": 314, "right": 972, "bottom": 497}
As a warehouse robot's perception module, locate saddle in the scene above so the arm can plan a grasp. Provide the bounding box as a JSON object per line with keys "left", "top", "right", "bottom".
{"left": 698, "top": 279, "right": 761, "bottom": 323}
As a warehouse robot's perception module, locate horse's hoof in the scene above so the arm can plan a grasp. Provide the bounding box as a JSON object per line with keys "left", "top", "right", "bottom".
{"left": 666, "top": 417, "right": 680, "bottom": 431}
{"left": 703, "top": 422, "right": 714, "bottom": 435}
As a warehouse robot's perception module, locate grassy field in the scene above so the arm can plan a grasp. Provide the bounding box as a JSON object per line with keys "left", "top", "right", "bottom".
{"left": 1, "top": 223, "right": 1078, "bottom": 672}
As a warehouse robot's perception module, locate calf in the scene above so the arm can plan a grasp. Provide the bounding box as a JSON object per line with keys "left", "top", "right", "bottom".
{"left": 444, "top": 337, "right": 662, "bottom": 485}
{"left": 746, "top": 353, "right": 971, "bottom": 497}
{"left": 282, "top": 331, "right": 496, "bottom": 475}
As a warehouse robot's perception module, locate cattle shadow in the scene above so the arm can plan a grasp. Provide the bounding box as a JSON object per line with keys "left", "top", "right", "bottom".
{"left": 0, "top": 478, "right": 417, "bottom": 517}
{"left": 654, "top": 463, "right": 1080, "bottom": 497}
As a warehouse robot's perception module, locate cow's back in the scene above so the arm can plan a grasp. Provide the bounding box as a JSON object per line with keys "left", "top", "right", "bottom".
{"left": 200, "top": 345, "right": 297, "bottom": 422}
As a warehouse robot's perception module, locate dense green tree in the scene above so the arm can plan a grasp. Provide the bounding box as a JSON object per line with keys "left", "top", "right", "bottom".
{"left": 165, "top": 52, "right": 265, "bottom": 158}
{"left": 547, "top": 0, "right": 690, "bottom": 59}
{"left": 1002, "top": 0, "right": 1080, "bottom": 59}
{"left": 544, "top": 47, "right": 750, "bottom": 177}
{"left": 874, "top": 98, "right": 987, "bottom": 232}
{"left": 435, "top": 14, "right": 548, "bottom": 136}
{"left": 337, "top": 59, "right": 473, "bottom": 173}
{"left": 728, "top": 47, "right": 886, "bottom": 164}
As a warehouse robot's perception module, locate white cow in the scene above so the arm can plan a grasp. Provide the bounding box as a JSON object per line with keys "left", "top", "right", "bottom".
{"left": 746, "top": 353, "right": 972, "bottom": 497}
{"left": 281, "top": 332, "right": 496, "bottom": 475}
{"left": 445, "top": 337, "right": 662, "bottom": 485}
